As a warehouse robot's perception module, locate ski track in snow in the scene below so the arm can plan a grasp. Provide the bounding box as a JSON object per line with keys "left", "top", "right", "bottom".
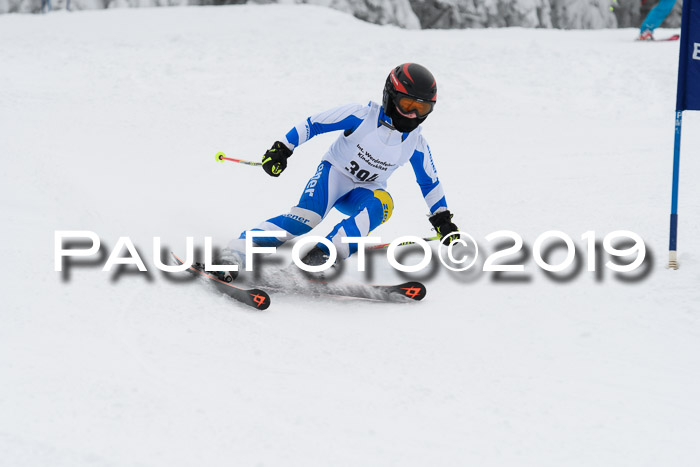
{"left": 1, "top": 5, "right": 699, "bottom": 466}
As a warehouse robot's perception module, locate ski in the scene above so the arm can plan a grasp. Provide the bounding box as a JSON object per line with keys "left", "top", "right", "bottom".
{"left": 171, "top": 252, "right": 270, "bottom": 310}
{"left": 311, "top": 280, "right": 427, "bottom": 302}
{"left": 636, "top": 34, "right": 679, "bottom": 42}
{"left": 248, "top": 268, "right": 426, "bottom": 303}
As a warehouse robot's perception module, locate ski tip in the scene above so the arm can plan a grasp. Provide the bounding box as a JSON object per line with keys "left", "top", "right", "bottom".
{"left": 635, "top": 34, "right": 679, "bottom": 42}
{"left": 655, "top": 34, "right": 680, "bottom": 41}
{"left": 170, "top": 251, "right": 271, "bottom": 310}
{"left": 248, "top": 289, "right": 271, "bottom": 310}
{"left": 395, "top": 281, "right": 427, "bottom": 301}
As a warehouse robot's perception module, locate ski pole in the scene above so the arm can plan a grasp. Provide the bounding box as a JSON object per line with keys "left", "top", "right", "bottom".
{"left": 367, "top": 236, "right": 439, "bottom": 250}
{"left": 215, "top": 152, "right": 262, "bottom": 166}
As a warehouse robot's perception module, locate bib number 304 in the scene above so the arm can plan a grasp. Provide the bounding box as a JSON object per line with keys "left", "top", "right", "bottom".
{"left": 345, "top": 161, "right": 379, "bottom": 182}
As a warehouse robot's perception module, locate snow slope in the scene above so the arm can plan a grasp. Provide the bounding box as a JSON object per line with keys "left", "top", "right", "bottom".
{"left": 1, "top": 5, "right": 699, "bottom": 466}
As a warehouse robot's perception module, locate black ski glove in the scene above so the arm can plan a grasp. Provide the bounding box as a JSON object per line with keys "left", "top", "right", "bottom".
{"left": 262, "top": 141, "right": 293, "bottom": 177}
{"left": 429, "top": 210, "right": 460, "bottom": 245}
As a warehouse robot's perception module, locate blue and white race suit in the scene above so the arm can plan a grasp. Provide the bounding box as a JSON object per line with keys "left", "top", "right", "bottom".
{"left": 227, "top": 101, "right": 450, "bottom": 261}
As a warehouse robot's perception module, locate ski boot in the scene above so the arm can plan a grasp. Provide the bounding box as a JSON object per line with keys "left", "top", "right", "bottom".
{"left": 297, "top": 245, "right": 342, "bottom": 281}
{"left": 193, "top": 250, "right": 242, "bottom": 283}
{"left": 638, "top": 30, "right": 654, "bottom": 41}
{"left": 301, "top": 246, "right": 330, "bottom": 267}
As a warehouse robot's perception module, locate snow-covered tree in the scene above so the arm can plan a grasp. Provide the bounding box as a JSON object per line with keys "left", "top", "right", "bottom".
{"left": 0, "top": 0, "right": 683, "bottom": 31}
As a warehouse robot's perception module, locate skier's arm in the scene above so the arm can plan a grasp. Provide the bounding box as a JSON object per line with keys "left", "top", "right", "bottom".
{"left": 262, "top": 103, "right": 367, "bottom": 177}
{"left": 283, "top": 103, "right": 367, "bottom": 150}
{"left": 409, "top": 138, "right": 459, "bottom": 244}
{"left": 409, "top": 139, "right": 447, "bottom": 214}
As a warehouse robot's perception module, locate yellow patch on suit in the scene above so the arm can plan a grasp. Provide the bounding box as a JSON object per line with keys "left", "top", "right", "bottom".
{"left": 373, "top": 190, "right": 394, "bottom": 224}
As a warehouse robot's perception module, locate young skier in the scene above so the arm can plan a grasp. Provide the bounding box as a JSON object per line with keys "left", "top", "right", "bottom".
{"left": 638, "top": 0, "right": 678, "bottom": 40}
{"left": 217, "top": 63, "right": 459, "bottom": 281}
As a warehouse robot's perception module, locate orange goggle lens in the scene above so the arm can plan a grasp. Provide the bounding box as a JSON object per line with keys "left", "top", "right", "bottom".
{"left": 395, "top": 96, "right": 434, "bottom": 117}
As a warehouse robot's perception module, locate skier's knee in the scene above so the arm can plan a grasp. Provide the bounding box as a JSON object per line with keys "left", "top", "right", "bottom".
{"left": 287, "top": 206, "right": 322, "bottom": 231}
{"left": 372, "top": 190, "right": 393, "bottom": 227}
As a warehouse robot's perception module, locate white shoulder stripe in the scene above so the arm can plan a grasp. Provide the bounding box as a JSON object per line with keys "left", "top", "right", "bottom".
{"left": 311, "top": 103, "right": 367, "bottom": 124}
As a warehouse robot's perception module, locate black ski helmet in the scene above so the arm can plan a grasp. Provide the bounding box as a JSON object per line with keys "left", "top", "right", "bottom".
{"left": 382, "top": 63, "right": 437, "bottom": 133}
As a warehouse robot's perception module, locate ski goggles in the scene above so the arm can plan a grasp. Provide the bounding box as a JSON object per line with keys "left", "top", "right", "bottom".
{"left": 393, "top": 95, "right": 435, "bottom": 118}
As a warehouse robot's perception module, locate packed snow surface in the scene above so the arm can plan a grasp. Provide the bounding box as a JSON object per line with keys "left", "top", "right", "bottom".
{"left": 1, "top": 5, "right": 699, "bottom": 466}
